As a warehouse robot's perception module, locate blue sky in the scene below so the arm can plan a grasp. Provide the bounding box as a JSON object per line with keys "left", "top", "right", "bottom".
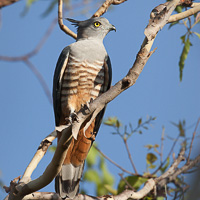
{"left": 0, "top": 0, "right": 200, "bottom": 199}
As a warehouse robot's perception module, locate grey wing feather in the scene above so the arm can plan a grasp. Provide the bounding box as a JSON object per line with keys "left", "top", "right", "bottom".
{"left": 93, "top": 55, "right": 112, "bottom": 135}
{"left": 53, "top": 46, "right": 70, "bottom": 126}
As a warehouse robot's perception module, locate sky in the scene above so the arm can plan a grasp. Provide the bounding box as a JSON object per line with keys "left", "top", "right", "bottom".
{"left": 0, "top": 0, "right": 200, "bottom": 199}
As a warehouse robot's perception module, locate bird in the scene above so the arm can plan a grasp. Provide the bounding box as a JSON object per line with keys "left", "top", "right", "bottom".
{"left": 53, "top": 17, "right": 116, "bottom": 199}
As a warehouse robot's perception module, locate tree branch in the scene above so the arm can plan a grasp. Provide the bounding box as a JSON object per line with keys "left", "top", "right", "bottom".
{"left": 92, "top": 0, "right": 127, "bottom": 18}
{"left": 94, "top": 146, "right": 136, "bottom": 175}
{"left": 187, "top": 118, "right": 200, "bottom": 163}
{"left": 20, "top": 131, "right": 57, "bottom": 184}
{"left": 168, "top": 4, "right": 200, "bottom": 23}
{"left": 58, "top": 0, "right": 77, "bottom": 39}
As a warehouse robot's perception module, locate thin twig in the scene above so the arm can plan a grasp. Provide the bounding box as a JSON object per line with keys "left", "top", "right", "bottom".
{"left": 160, "top": 126, "right": 165, "bottom": 163}
{"left": 23, "top": 59, "right": 52, "bottom": 104}
{"left": 92, "top": 0, "right": 127, "bottom": 18}
{"left": 118, "top": 173, "right": 135, "bottom": 191}
{"left": 0, "top": 19, "right": 57, "bottom": 103}
{"left": 58, "top": 0, "right": 77, "bottom": 39}
{"left": 187, "top": 117, "right": 200, "bottom": 163}
{"left": 123, "top": 139, "right": 138, "bottom": 175}
{"left": 93, "top": 146, "right": 136, "bottom": 176}
{"left": 152, "top": 133, "right": 180, "bottom": 175}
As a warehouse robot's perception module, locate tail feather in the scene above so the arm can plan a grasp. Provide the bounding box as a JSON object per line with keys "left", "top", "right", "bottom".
{"left": 55, "top": 163, "right": 84, "bottom": 199}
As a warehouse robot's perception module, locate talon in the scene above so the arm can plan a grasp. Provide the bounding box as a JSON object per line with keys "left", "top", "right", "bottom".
{"left": 65, "top": 112, "right": 79, "bottom": 124}
{"left": 89, "top": 98, "right": 94, "bottom": 103}
{"left": 71, "top": 112, "right": 79, "bottom": 122}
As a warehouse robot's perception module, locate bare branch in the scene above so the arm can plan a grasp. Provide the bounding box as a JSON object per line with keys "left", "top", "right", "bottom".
{"left": 92, "top": 0, "right": 127, "bottom": 18}
{"left": 123, "top": 139, "right": 138, "bottom": 175}
{"left": 168, "top": 4, "right": 200, "bottom": 23}
{"left": 94, "top": 146, "right": 136, "bottom": 175}
{"left": 0, "top": 18, "right": 57, "bottom": 103}
{"left": 58, "top": 0, "right": 77, "bottom": 39}
{"left": 187, "top": 118, "right": 200, "bottom": 163}
{"left": 23, "top": 59, "right": 52, "bottom": 104}
{"left": 20, "top": 131, "right": 57, "bottom": 184}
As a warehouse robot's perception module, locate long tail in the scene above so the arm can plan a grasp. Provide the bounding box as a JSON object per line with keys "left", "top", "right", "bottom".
{"left": 55, "top": 120, "right": 95, "bottom": 199}
{"left": 55, "top": 163, "right": 84, "bottom": 199}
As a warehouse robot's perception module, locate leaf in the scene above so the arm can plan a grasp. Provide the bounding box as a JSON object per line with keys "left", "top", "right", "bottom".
{"left": 104, "top": 185, "right": 117, "bottom": 195}
{"left": 144, "top": 144, "right": 153, "bottom": 150}
{"left": 99, "top": 157, "right": 115, "bottom": 186}
{"left": 83, "top": 169, "right": 101, "bottom": 185}
{"left": 160, "top": 157, "right": 170, "bottom": 173}
{"left": 179, "top": 38, "right": 191, "bottom": 81}
{"left": 175, "top": 5, "right": 183, "bottom": 13}
{"left": 178, "top": 121, "right": 185, "bottom": 137}
{"left": 168, "top": 21, "right": 179, "bottom": 29}
{"left": 138, "top": 118, "right": 142, "bottom": 125}
{"left": 103, "top": 117, "right": 121, "bottom": 127}
{"left": 148, "top": 164, "right": 156, "bottom": 169}
{"left": 117, "top": 176, "right": 148, "bottom": 194}
{"left": 180, "top": 34, "right": 186, "bottom": 43}
{"left": 194, "top": 32, "right": 200, "bottom": 39}
{"left": 86, "top": 145, "right": 98, "bottom": 167}
{"left": 48, "top": 145, "right": 56, "bottom": 153}
{"left": 146, "top": 153, "right": 158, "bottom": 165}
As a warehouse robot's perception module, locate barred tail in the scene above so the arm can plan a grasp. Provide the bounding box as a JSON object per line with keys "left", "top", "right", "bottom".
{"left": 55, "top": 163, "right": 84, "bottom": 199}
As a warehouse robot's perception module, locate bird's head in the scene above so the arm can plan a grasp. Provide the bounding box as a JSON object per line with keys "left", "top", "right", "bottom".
{"left": 67, "top": 17, "right": 116, "bottom": 41}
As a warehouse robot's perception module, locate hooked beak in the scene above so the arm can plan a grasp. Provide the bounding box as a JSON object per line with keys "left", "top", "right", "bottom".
{"left": 109, "top": 24, "right": 116, "bottom": 32}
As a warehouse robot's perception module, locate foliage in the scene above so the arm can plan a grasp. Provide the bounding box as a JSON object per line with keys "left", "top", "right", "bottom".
{"left": 82, "top": 144, "right": 116, "bottom": 196}
{"left": 168, "top": 4, "right": 200, "bottom": 81}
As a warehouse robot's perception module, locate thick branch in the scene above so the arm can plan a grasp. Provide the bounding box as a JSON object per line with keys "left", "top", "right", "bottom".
{"left": 168, "top": 4, "right": 200, "bottom": 23}
{"left": 20, "top": 131, "right": 57, "bottom": 184}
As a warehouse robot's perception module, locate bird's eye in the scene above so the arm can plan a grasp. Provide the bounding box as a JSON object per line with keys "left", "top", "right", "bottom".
{"left": 94, "top": 22, "right": 101, "bottom": 27}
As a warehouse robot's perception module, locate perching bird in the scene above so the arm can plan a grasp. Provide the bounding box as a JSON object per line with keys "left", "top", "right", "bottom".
{"left": 53, "top": 17, "right": 115, "bottom": 199}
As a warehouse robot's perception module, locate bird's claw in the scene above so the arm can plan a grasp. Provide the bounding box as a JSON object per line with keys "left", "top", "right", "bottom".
{"left": 65, "top": 112, "right": 79, "bottom": 124}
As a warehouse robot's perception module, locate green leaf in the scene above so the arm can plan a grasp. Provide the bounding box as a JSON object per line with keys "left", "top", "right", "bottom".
{"left": 157, "top": 197, "right": 165, "bottom": 200}
{"left": 179, "top": 38, "right": 191, "bottom": 81}
{"left": 148, "top": 164, "right": 156, "bottom": 169}
{"left": 194, "top": 32, "right": 200, "bottom": 39}
{"left": 178, "top": 121, "right": 185, "bottom": 137}
{"left": 180, "top": 34, "right": 186, "bottom": 43}
{"left": 175, "top": 5, "right": 183, "bottom": 13}
{"left": 99, "top": 157, "right": 115, "bottom": 186}
{"left": 48, "top": 145, "right": 56, "bottom": 153}
{"left": 83, "top": 169, "right": 101, "bottom": 185}
{"left": 144, "top": 144, "right": 153, "bottom": 150}
{"left": 160, "top": 157, "right": 170, "bottom": 173}
{"left": 104, "top": 185, "right": 117, "bottom": 195}
{"left": 117, "top": 176, "right": 148, "bottom": 194}
{"left": 103, "top": 117, "right": 121, "bottom": 127}
{"left": 168, "top": 21, "right": 179, "bottom": 29}
{"left": 86, "top": 145, "right": 98, "bottom": 167}
{"left": 146, "top": 153, "right": 157, "bottom": 165}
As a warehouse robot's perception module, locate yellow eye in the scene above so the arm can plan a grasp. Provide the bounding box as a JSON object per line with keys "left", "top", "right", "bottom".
{"left": 94, "top": 22, "right": 101, "bottom": 27}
